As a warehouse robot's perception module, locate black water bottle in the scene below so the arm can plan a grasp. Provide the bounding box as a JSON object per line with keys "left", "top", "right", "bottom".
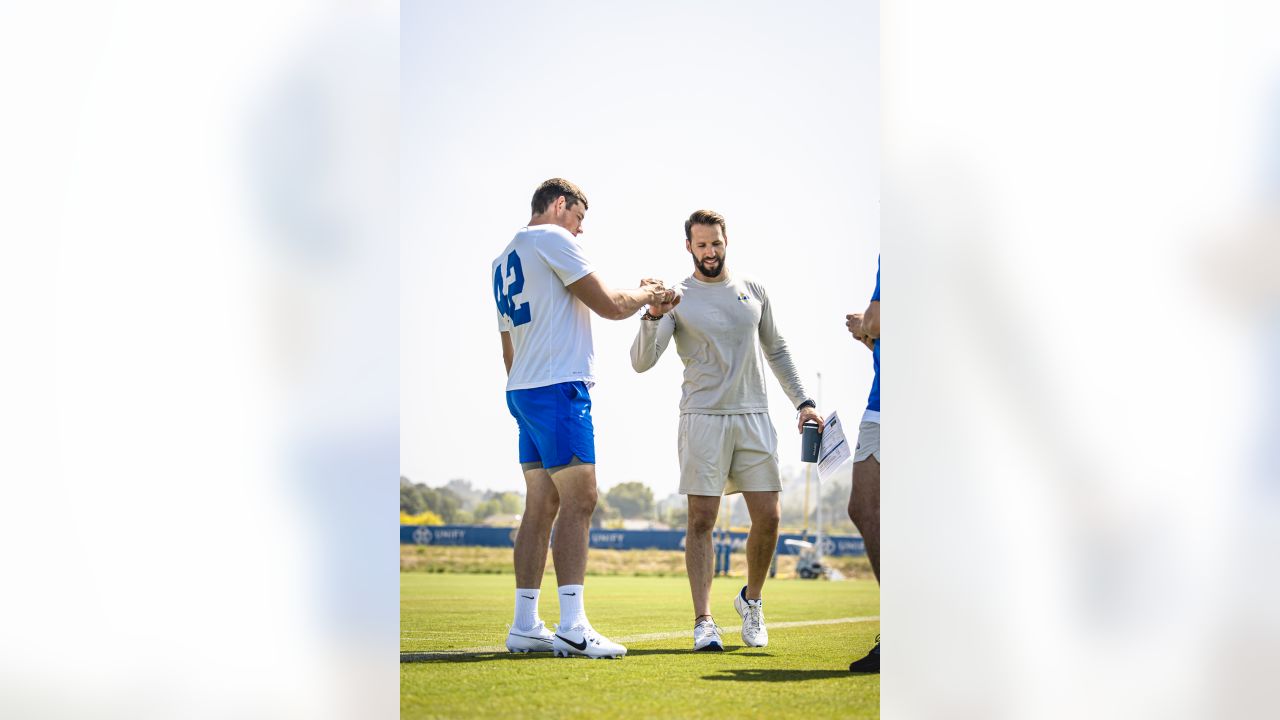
{"left": 801, "top": 420, "right": 821, "bottom": 463}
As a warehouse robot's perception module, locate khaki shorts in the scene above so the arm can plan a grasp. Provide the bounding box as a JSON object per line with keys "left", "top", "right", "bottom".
{"left": 678, "top": 413, "right": 782, "bottom": 496}
{"left": 854, "top": 420, "right": 880, "bottom": 463}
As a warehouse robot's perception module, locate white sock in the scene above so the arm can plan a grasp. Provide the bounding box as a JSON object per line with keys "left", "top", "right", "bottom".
{"left": 558, "top": 584, "right": 587, "bottom": 629}
{"left": 513, "top": 588, "right": 540, "bottom": 631}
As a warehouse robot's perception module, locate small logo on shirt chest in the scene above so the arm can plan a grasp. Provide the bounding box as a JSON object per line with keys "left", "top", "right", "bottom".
{"left": 737, "top": 292, "right": 751, "bottom": 303}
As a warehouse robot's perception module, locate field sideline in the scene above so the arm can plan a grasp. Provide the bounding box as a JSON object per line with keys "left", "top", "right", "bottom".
{"left": 402, "top": 573, "right": 879, "bottom": 719}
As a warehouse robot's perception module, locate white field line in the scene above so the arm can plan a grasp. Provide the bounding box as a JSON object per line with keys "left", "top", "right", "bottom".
{"left": 400, "top": 615, "right": 879, "bottom": 660}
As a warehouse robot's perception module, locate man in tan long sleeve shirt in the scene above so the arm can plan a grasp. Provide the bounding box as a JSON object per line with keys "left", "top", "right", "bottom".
{"left": 631, "top": 209, "right": 824, "bottom": 652}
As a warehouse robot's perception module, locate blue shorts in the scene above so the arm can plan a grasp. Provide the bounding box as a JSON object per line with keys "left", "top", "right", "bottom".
{"left": 505, "top": 381, "right": 596, "bottom": 469}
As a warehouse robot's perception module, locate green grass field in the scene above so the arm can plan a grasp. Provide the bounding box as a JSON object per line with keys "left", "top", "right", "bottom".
{"left": 401, "top": 545, "right": 876, "bottom": 579}
{"left": 402, "top": 573, "right": 879, "bottom": 719}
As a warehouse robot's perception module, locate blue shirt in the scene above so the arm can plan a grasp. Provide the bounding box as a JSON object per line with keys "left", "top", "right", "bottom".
{"left": 866, "top": 258, "right": 879, "bottom": 413}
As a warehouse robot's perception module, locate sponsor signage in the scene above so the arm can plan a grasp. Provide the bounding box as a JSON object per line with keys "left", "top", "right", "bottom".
{"left": 400, "top": 525, "right": 865, "bottom": 557}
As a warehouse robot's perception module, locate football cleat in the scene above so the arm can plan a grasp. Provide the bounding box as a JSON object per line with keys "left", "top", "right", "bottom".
{"left": 733, "top": 586, "right": 769, "bottom": 647}
{"left": 505, "top": 621, "right": 554, "bottom": 653}
{"left": 552, "top": 624, "right": 627, "bottom": 659}
{"left": 693, "top": 618, "right": 724, "bottom": 652}
{"left": 849, "top": 635, "right": 880, "bottom": 673}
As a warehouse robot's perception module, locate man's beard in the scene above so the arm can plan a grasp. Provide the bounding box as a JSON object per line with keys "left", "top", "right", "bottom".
{"left": 693, "top": 254, "right": 724, "bottom": 278}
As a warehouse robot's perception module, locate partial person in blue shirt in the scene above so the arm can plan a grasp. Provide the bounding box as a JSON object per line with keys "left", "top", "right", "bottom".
{"left": 845, "top": 257, "right": 880, "bottom": 673}
{"left": 863, "top": 262, "right": 879, "bottom": 416}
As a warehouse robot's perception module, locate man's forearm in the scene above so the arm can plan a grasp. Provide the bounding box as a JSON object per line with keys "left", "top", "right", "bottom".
{"left": 608, "top": 287, "right": 652, "bottom": 319}
{"left": 599, "top": 285, "right": 655, "bottom": 319}
{"left": 862, "top": 300, "right": 880, "bottom": 337}
{"left": 630, "top": 315, "right": 671, "bottom": 372}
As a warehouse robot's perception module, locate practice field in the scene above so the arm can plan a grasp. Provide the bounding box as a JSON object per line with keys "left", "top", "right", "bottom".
{"left": 402, "top": 573, "right": 879, "bottom": 719}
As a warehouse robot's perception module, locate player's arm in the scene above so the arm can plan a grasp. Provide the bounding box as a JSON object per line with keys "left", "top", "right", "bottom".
{"left": 859, "top": 257, "right": 880, "bottom": 343}
{"left": 567, "top": 272, "right": 668, "bottom": 321}
{"left": 630, "top": 312, "right": 676, "bottom": 372}
{"left": 500, "top": 331, "right": 513, "bottom": 375}
{"left": 755, "top": 286, "right": 822, "bottom": 432}
{"left": 846, "top": 257, "right": 879, "bottom": 350}
{"left": 861, "top": 300, "right": 879, "bottom": 338}
{"left": 846, "top": 311, "right": 876, "bottom": 351}
{"left": 630, "top": 281, "right": 682, "bottom": 371}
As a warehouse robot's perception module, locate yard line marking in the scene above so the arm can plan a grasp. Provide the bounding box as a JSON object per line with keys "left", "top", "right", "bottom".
{"left": 400, "top": 615, "right": 879, "bottom": 661}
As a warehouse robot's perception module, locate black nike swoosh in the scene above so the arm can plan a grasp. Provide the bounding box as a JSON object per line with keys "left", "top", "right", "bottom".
{"left": 521, "top": 595, "right": 535, "bottom": 599}
{"left": 562, "top": 592, "right": 576, "bottom": 596}
{"left": 510, "top": 633, "right": 552, "bottom": 643}
{"left": 555, "top": 634, "right": 588, "bottom": 651}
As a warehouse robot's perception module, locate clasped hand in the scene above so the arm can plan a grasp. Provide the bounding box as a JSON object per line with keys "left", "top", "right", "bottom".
{"left": 640, "top": 278, "right": 681, "bottom": 316}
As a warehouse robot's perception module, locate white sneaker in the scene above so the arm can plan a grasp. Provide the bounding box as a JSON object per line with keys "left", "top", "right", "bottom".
{"left": 552, "top": 624, "right": 627, "bottom": 659}
{"left": 733, "top": 586, "right": 769, "bottom": 647}
{"left": 506, "top": 621, "right": 554, "bottom": 653}
{"left": 693, "top": 618, "right": 724, "bottom": 652}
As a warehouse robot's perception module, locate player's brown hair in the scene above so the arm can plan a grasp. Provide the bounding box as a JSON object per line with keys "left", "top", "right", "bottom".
{"left": 684, "top": 209, "right": 728, "bottom": 242}
{"left": 530, "top": 178, "right": 589, "bottom": 215}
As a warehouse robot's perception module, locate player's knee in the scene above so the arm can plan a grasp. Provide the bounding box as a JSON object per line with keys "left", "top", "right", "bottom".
{"left": 560, "top": 486, "right": 597, "bottom": 519}
{"left": 527, "top": 493, "right": 559, "bottom": 521}
{"left": 755, "top": 509, "right": 780, "bottom": 534}
{"left": 688, "top": 510, "right": 717, "bottom": 536}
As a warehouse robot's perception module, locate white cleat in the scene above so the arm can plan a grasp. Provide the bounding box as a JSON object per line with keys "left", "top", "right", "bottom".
{"left": 551, "top": 624, "right": 627, "bottom": 659}
{"left": 506, "top": 621, "right": 555, "bottom": 653}
{"left": 733, "top": 586, "right": 769, "bottom": 648}
{"left": 693, "top": 618, "right": 724, "bottom": 652}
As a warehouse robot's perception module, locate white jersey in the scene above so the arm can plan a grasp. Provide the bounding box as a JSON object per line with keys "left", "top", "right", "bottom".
{"left": 492, "top": 224, "right": 596, "bottom": 391}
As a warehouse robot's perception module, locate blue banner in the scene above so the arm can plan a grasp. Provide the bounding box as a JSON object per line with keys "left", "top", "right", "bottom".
{"left": 401, "top": 525, "right": 864, "bottom": 557}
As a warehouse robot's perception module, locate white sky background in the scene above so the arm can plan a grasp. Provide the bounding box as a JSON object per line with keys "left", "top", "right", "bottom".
{"left": 402, "top": 0, "right": 879, "bottom": 496}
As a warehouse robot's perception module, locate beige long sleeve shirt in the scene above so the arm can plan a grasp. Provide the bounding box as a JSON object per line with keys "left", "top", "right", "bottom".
{"left": 630, "top": 274, "right": 810, "bottom": 414}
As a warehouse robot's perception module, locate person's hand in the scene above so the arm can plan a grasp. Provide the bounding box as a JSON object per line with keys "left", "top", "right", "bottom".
{"left": 847, "top": 313, "right": 875, "bottom": 351}
{"left": 846, "top": 313, "right": 863, "bottom": 338}
{"left": 640, "top": 278, "right": 668, "bottom": 303}
{"left": 797, "top": 405, "right": 824, "bottom": 433}
{"left": 641, "top": 279, "right": 679, "bottom": 316}
{"left": 648, "top": 293, "right": 681, "bottom": 317}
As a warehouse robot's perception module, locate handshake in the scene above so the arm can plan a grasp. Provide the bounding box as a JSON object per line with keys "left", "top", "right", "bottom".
{"left": 640, "top": 278, "right": 681, "bottom": 317}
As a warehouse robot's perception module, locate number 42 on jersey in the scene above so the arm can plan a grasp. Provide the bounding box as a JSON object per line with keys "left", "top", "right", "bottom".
{"left": 493, "top": 250, "right": 531, "bottom": 327}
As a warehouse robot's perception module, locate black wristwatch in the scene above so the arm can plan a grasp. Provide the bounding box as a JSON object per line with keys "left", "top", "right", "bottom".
{"left": 796, "top": 399, "right": 816, "bottom": 412}
{"left": 642, "top": 311, "right": 663, "bottom": 321}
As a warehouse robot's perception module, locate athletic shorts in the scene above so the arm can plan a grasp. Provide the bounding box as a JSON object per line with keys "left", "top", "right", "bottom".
{"left": 506, "top": 381, "right": 595, "bottom": 470}
{"left": 854, "top": 420, "right": 880, "bottom": 463}
{"left": 678, "top": 412, "right": 781, "bottom": 496}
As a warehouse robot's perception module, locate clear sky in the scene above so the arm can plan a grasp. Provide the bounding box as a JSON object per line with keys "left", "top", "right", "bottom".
{"left": 402, "top": 0, "right": 879, "bottom": 496}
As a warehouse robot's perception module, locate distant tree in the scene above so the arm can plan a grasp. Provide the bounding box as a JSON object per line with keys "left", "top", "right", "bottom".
{"left": 473, "top": 498, "right": 502, "bottom": 522}
{"left": 400, "top": 483, "right": 427, "bottom": 515}
{"left": 664, "top": 504, "right": 688, "bottom": 528}
{"left": 495, "top": 491, "right": 524, "bottom": 516}
{"left": 444, "top": 479, "right": 482, "bottom": 509}
{"left": 591, "top": 495, "right": 620, "bottom": 528}
{"left": 424, "top": 486, "right": 462, "bottom": 523}
{"left": 469, "top": 491, "right": 524, "bottom": 521}
{"left": 399, "top": 481, "right": 464, "bottom": 523}
{"left": 604, "top": 482, "right": 654, "bottom": 519}
{"left": 444, "top": 478, "right": 473, "bottom": 494}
